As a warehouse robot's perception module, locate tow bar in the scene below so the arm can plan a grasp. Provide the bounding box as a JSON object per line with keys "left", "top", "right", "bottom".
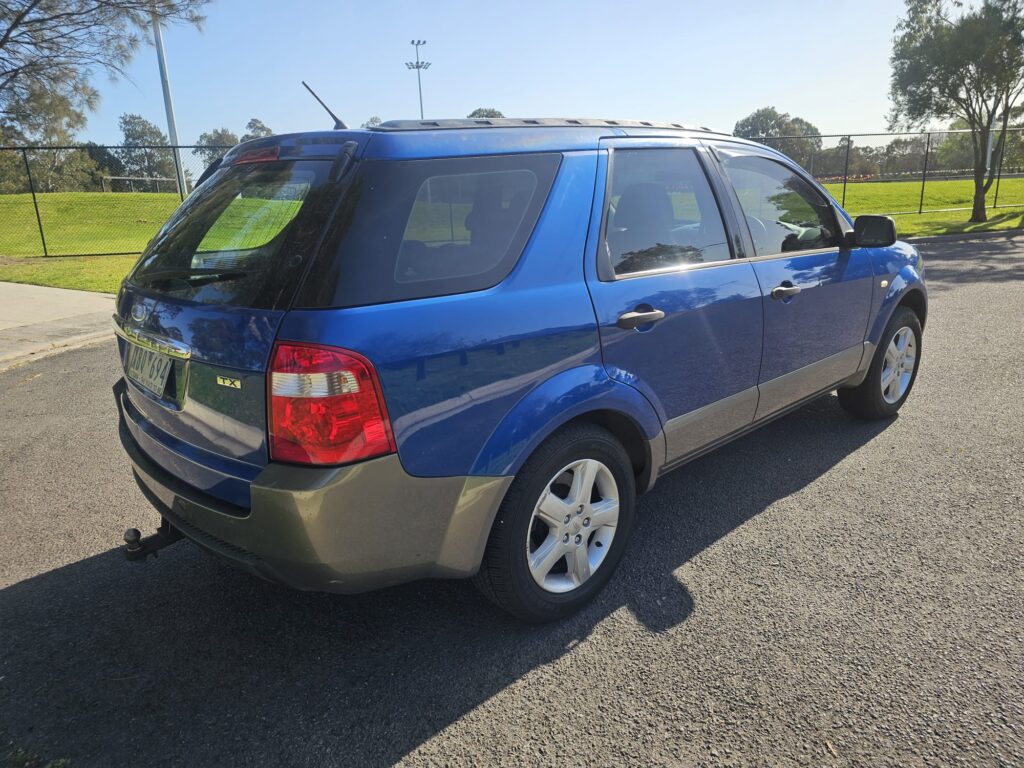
{"left": 123, "top": 518, "right": 184, "bottom": 561}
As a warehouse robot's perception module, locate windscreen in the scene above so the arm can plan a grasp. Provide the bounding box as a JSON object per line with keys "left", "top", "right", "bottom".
{"left": 128, "top": 159, "right": 333, "bottom": 309}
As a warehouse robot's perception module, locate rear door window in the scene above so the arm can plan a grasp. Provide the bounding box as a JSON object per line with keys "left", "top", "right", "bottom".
{"left": 603, "top": 148, "right": 732, "bottom": 277}
{"left": 128, "top": 160, "right": 332, "bottom": 309}
{"left": 295, "top": 153, "right": 561, "bottom": 308}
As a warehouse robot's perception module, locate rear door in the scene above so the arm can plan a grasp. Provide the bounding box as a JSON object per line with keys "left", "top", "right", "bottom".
{"left": 115, "top": 155, "right": 338, "bottom": 504}
{"left": 585, "top": 138, "right": 763, "bottom": 468}
{"left": 708, "top": 143, "right": 874, "bottom": 419}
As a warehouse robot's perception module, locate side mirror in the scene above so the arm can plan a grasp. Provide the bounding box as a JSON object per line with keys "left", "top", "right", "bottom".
{"left": 851, "top": 215, "right": 897, "bottom": 248}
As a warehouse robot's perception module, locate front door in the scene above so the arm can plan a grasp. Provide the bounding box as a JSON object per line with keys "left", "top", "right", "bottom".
{"left": 710, "top": 145, "right": 875, "bottom": 419}
{"left": 585, "top": 139, "right": 764, "bottom": 468}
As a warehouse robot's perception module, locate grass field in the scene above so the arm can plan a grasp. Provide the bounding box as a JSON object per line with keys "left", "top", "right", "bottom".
{"left": 0, "top": 192, "right": 180, "bottom": 257}
{"left": 2, "top": 178, "right": 1024, "bottom": 292}
{"left": 822, "top": 176, "right": 1024, "bottom": 215}
{"left": 0, "top": 255, "right": 137, "bottom": 293}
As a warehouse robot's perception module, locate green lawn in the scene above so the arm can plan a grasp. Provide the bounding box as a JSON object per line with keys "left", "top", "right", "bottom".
{"left": 823, "top": 176, "right": 1024, "bottom": 216}
{"left": 0, "top": 192, "right": 180, "bottom": 257}
{"left": 0, "top": 255, "right": 137, "bottom": 293}
{"left": 2, "top": 180, "right": 1024, "bottom": 293}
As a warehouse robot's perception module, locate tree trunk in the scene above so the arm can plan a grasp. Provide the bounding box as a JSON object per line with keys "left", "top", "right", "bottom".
{"left": 970, "top": 125, "right": 990, "bottom": 223}
{"left": 971, "top": 171, "right": 988, "bottom": 223}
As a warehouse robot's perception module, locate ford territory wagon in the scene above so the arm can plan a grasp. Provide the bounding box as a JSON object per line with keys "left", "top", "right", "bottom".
{"left": 114, "top": 118, "right": 927, "bottom": 622}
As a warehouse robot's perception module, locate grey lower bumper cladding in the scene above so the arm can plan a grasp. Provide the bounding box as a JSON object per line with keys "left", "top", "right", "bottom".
{"left": 115, "top": 379, "right": 512, "bottom": 593}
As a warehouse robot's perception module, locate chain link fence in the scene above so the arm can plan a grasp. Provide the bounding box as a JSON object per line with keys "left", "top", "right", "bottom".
{"left": 0, "top": 144, "right": 228, "bottom": 258}
{"left": 2, "top": 131, "right": 1024, "bottom": 258}
{"left": 756, "top": 128, "right": 1024, "bottom": 217}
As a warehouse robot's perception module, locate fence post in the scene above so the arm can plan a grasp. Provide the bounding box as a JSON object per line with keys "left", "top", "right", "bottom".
{"left": 173, "top": 149, "right": 185, "bottom": 201}
{"left": 918, "top": 132, "right": 931, "bottom": 215}
{"left": 841, "top": 135, "right": 851, "bottom": 207}
{"left": 993, "top": 131, "right": 1007, "bottom": 209}
{"left": 21, "top": 149, "right": 48, "bottom": 257}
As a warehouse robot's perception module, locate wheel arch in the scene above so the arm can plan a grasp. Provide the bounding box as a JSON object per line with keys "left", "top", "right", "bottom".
{"left": 469, "top": 364, "right": 665, "bottom": 492}
{"left": 868, "top": 267, "right": 928, "bottom": 348}
{"left": 897, "top": 286, "right": 928, "bottom": 330}
{"left": 560, "top": 409, "right": 658, "bottom": 494}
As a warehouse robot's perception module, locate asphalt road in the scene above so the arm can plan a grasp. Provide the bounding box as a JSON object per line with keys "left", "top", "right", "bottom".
{"left": 1, "top": 236, "right": 1022, "bottom": 767}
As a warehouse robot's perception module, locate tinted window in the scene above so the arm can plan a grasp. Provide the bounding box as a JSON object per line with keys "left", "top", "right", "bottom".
{"left": 604, "top": 148, "right": 730, "bottom": 277}
{"left": 720, "top": 153, "right": 839, "bottom": 256}
{"left": 397, "top": 168, "right": 539, "bottom": 282}
{"left": 296, "top": 153, "right": 561, "bottom": 308}
{"left": 128, "top": 160, "right": 332, "bottom": 309}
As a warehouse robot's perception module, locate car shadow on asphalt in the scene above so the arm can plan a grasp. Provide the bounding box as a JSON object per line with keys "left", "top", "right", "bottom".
{"left": 0, "top": 395, "right": 891, "bottom": 767}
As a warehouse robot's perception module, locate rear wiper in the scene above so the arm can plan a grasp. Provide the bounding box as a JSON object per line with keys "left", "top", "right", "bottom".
{"left": 135, "top": 268, "right": 248, "bottom": 287}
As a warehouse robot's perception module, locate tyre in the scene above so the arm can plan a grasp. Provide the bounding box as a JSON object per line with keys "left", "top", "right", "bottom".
{"left": 473, "top": 423, "right": 636, "bottom": 623}
{"left": 838, "top": 305, "right": 922, "bottom": 420}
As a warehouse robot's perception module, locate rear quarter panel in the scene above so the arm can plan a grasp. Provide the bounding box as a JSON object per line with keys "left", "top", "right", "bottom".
{"left": 277, "top": 150, "right": 661, "bottom": 477}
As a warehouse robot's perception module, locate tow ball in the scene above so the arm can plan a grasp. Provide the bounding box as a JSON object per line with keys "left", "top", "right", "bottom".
{"left": 123, "top": 519, "right": 183, "bottom": 561}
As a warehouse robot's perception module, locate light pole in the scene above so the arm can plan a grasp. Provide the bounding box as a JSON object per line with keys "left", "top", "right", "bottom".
{"left": 405, "top": 39, "right": 431, "bottom": 120}
{"left": 151, "top": 12, "right": 187, "bottom": 199}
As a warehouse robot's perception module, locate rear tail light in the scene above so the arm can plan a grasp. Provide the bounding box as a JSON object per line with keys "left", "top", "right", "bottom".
{"left": 268, "top": 342, "right": 396, "bottom": 465}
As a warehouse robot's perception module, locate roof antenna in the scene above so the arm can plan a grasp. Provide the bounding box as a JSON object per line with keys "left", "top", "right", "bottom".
{"left": 301, "top": 81, "right": 347, "bottom": 129}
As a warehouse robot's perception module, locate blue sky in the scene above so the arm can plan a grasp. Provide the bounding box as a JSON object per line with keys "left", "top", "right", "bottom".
{"left": 81, "top": 0, "right": 910, "bottom": 145}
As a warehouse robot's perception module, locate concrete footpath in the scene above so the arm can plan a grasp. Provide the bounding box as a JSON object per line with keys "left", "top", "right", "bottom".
{"left": 0, "top": 282, "right": 114, "bottom": 371}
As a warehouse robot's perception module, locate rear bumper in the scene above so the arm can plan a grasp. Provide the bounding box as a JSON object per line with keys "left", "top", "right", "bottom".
{"left": 115, "top": 379, "right": 512, "bottom": 593}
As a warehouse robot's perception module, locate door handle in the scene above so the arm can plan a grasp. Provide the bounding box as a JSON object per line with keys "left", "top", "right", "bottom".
{"left": 770, "top": 284, "right": 802, "bottom": 300}
{"left": 617, "top": 309, "right": 666, "bottom": 329}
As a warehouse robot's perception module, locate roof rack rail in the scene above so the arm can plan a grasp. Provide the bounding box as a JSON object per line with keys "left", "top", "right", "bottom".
{"left": 371, "top": 118, "right": 724, "bottom": 134}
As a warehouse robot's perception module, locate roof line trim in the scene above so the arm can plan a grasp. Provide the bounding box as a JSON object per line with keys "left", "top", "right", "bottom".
{"left": 372, "top": 118, "right": 727, "bottom": 135}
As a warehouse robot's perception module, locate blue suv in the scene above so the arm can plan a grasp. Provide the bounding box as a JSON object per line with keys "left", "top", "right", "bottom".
{"left": 114, "top": 118, "right": 927, "bottom": 622}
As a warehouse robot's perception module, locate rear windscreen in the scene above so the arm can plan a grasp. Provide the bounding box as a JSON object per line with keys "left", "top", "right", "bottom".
{"left": 295, "top": 153, "right": 561, "bottom": 308}
{"left": 128, "top": 159, "right": 333, "bottom": 309}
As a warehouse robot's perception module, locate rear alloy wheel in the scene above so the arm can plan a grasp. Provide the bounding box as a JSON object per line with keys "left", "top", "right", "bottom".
{"left": 527, "top": 458, "right": 620, "bottom": 594}
{"left": 838, "top": 305, "right": 922, "bottom": 419}
{"left": 474, "top": 423, "right": 635, "bottom": 622}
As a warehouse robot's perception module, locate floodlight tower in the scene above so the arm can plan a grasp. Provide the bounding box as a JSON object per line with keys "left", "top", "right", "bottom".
{"left": 151, "top": 12, "right": 187, "bottom": 198}
{"left": 405, "top": 40, "right": 431, "bottom": 120}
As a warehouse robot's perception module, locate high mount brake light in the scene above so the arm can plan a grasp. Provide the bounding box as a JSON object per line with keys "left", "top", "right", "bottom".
{"left": 268, "top": 343, "right": 396, "bottom": 465}
{"left": 234, "top": 146, "right": 280, "bottom": 164}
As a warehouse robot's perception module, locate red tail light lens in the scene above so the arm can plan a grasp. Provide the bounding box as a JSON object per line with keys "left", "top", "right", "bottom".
{"left": 268, "top": 343, "right": 396, "bottom": 465}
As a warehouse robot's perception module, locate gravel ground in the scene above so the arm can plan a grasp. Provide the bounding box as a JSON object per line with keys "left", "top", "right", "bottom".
{"left": 1, "top": 236, "right": 1022, "bottom": 767}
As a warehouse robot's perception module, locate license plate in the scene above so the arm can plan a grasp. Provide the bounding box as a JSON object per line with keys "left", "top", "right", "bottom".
{"left": 125, "top": 343, "right": 173, "bottom": 397}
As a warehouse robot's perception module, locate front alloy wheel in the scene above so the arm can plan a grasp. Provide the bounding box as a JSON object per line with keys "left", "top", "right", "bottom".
{"left": 881, "top": 326, "right": 917, "bottom": 405}
{"left": 838, "top": 305, "right": 922, "bottom": 419}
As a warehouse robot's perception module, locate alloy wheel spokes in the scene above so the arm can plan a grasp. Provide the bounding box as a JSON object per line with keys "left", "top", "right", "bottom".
{"left": 526, "top": 458, "right": 620, "bottom": 594}
{"left": 881, "top": 326, "right": 917, "bottom": 404}
{"left": 566, "top": 543, "right": 592, "bottom": 585}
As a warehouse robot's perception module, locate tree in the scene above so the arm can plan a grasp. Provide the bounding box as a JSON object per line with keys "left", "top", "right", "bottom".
{"left": 118, "top": 113, "right": 175, "bottom": 184}
{"left": 360, "top": 116, "right": 382, "bottom": 129}
{"left": 882, "top": 135, "right": 931, "bottom": 177}
{"left": 240, "top": 117, "right": 272, "bottom": 142}
{"left": 0, "top": 122, "right": 28, "bottom": 193}
{"left": 194, "top": 127, "right": 239, "bottom": 164}
{"left": 84, "top": 141, "right": 124, "bottom": 187}
{"left": 1, "top": 82, "right": 102, "bottom": 191}
{"left": 733, "top": 107, "right": 822, "bottom": 168}
{"left": 467, "top": 108, "right": 504, "bottom": 118}
{"left": 890, "top": 0, "right": 1024, "bottom": 221}
{"left": 0, "top": 1, "right": 209, "bottom": 126}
